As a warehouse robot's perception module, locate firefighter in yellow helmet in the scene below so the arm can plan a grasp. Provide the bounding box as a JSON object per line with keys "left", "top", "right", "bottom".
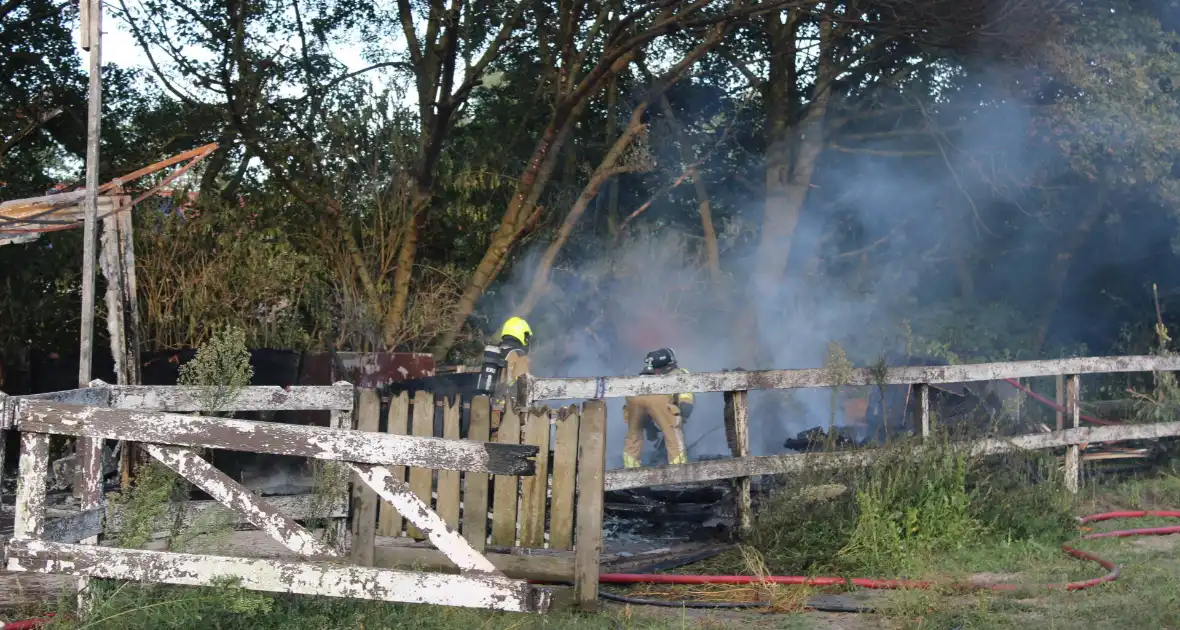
{"left": 622, "top": 348, "right": 695, "bottom": 468}
{"left": 496, "top": 316, "right": 532, "bottom": 391}
{"left": 480, "top": 317, "right": 532, "bottom": 435}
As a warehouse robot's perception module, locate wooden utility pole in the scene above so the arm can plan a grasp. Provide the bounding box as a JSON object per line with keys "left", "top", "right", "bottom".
{"left": 78, "top": 0, "right": 102, "bottom": 388}
{"left": 76, "top": 0, "right": 104, "bottom": 608}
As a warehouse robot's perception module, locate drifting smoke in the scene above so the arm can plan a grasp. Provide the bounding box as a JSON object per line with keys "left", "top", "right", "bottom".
{"left": 481, "top": 17, "right": 1180, "bottom": 466}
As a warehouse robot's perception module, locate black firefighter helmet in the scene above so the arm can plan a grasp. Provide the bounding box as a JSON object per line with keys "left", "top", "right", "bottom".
{"left": 641, "top": 347, "right": 678, "bottom": 375}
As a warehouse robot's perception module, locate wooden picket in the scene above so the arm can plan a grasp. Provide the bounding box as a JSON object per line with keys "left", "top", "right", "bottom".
{"left": 361, "top": 392, "right": 604, "bottom": 608}
{"left": 491, "top": 405, "right": 522, "bottom": 547}
{"left": 376, "top": 392, "right": 409, "bottom": 537}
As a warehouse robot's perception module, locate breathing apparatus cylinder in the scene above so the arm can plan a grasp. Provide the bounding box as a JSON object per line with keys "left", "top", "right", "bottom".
{"left": 475, "top": 344, "right": 508, "bottom": 396}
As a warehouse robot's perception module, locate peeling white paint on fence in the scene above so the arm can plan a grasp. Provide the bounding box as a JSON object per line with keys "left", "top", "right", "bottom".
{"left": 11, "top": 432, "right": 49, "bottom": 543}
{"left": 144, "top": 444, "right": 339, "bottom": 558}
{"left": 16, "top": 401, "right": 538, "bottom": 475}
{"left": 3, "top": 540, "right": 551, "bottom": 613}
{"left": 522, "top": 355, "right": 1180, "bottom": 403}
{"left": 604, "top": 419, "right": 1180, "bottom": 491}
{"left": 349, "top": 463, "right": 500, "bottom": 575}
{"left": 110, "top": 383, "right": 354, "bottom": 412}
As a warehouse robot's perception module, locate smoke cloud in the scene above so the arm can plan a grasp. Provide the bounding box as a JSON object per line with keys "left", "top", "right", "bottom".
{"left": 481, "top": 34, "right": 1170, "bottom": 467}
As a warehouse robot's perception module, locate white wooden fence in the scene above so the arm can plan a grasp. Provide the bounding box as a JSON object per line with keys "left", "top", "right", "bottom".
{"left": 517, "top": 355, "right": 1180, "bottom": 536}
{"left": 0, "top": 381, "right": 551, "bottom": 614}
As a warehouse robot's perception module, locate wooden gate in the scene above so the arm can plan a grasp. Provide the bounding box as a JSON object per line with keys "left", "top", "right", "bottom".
{"left": 0, "top": 382, "right": 552, "bottom": 613}
{"left": 350, "top": 391, "right": 608, "bottom": 609}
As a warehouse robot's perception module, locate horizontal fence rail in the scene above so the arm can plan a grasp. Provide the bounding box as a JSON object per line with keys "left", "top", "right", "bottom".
{"left": 518, "top": 355, "right": 1180, "bottom": 404}
{"left": 14, "top": 400, "right": 538, "bottom": 475}
{"left": 603, "top": 419, "right": 1180, "bottom": 491}
{"left": 11, "top": 382, "right": 354, "bottom": 412}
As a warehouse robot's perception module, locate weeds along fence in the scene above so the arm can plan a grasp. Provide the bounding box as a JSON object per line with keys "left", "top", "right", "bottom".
{"left": 0, "top": 381, "right": 552, "bottom": 614}
{"left": 348, "top": 390, "right": 607, "bottom": 611}
{"left": 516, "top": 355, "right": 1180, "bottom": 540}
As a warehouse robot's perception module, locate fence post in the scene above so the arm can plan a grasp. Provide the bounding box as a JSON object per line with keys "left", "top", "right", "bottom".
{"left": 914, "top": 383, "right": 930, "bottom": 439}
{"left": 0, "top": 392, "right": 8, "bottom": 516}
{"left": 1062, "top": 375, "right": 1071, "bottom": 434}
{"left": 350, "top": 388, "right": 380, "bottom": 566}
{"left": 724, "top": 390, "right": 752, "bottom": 539}
{"left": 573, "top": 400, "right": 606, "bottom": 612}
{"left": 1064, "top": 374, "right": 1081, "bottom": 493}
{"left": 331, "top": 382, "right": 355, "bottom": 548}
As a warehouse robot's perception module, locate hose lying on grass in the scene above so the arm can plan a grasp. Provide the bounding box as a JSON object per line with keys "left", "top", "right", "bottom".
{"left": 590, "top": 511, "right": 1180, "bottom": 611}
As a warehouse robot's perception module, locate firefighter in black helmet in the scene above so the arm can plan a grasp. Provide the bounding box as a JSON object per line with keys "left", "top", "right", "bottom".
{"left": 622, "top": 348, "right": 695, "bottom": 468}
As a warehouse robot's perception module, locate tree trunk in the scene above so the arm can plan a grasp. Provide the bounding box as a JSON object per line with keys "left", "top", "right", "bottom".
{"left": 430, "top": 110, "right": 580, "bottom": 359}
{"left": 1034, "top": 190, "right": 1107, "bottom": 353}
{"left": 516, "top": 107, "right": 649, "bottom": 317}
{"left": 657, "top": 93, "right": 720, "bottom": 281}
{"left": 382, "top": 188, "right": 431, "bottom": 348}
{"left": 759, "top": 14, "right": 834, "bottom": 280}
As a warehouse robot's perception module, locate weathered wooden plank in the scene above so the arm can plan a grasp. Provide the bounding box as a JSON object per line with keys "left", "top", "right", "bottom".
{"left": 604, "top": 419, "right": 1180, "bottom": 491}
{"left": 15, "top": 387, "right": 112, "bottom": 407}
{"left": 12, "top": 432, "right": 49, "bottom": 542}
{"left": 1064, "top": 375, "right": 1081, "bottom": 494}
{"left": 573, "top": 400, "right": 607, "bottom": 612}
{"left": 350, "top": 389, "right": 381, "bottom": 565}
{"left": 915, "top": 383, "right": 930, "bottom": 437}
{"left": 108, "top": 383, "right": 354, "bottom": 412}
{"left": 406, "top": 391, "right": 435, "bottom": 540}
{"left": 373, "top": 545, "right": 574, "bottom": 582}
{"left": 43, "top": 507, "right": 104, "bottom": 544}
{"left": 17, "top": 400, "right": 537, "bottom": 475}
{"left": 5, "top": 539, "right": 550, "bottom": 613}
{"left": 0, "top": 393, "right": 7, "bottom": 515}
{"left": 105, "top": 493, "right": 349, "bottom": 534}
{"left": 464, "top": 396, "right": 491, "bottom": 553}
{"left": 1055, "top": 375, "right": 1065, "bottom": 431}
{"left": 725, "top": 390, "right": 752, "bottom": 539}
{"left": 518, "top": 409, "right": 551, "bottom": 548}
{"left": 377, "top": 392, "right": 410, "bottom": 538}
{"left": 491, "top": 405, "right": 522, "bottom": 547}
{"left": 521, "top": 355, "right": 1180, "bottom": 403}
{"left": 144, "top": 444, "right": 338, "bottom": 558}
{"left": 436, "top": 397, "right": 462, "bottom": 531}
{"left": 548, "top": 406, "right": 580, "bottom": 551}
{"left": 348, "top": 463, "right": 499, "bottom": 575}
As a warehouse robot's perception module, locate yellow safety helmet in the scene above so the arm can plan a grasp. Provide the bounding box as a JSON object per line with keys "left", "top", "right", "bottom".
{"left": 498, "top": 316, "right": 533, "bottom": 347}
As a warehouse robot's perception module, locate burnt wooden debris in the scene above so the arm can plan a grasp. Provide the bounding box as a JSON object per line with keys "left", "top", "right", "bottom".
{"left": 15, "top": 400, "right": 538, "bottom": 475}
{"left": 41, "top": 507, "right": 104, "bottom": 544}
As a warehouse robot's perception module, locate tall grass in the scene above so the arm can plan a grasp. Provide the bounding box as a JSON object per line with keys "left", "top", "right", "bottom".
{"left": 749, "top": 428, "right": 1078, "bottom": 577}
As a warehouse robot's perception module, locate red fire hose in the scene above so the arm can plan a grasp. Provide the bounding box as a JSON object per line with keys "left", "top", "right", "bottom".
{"left": 0, "top": 613, "right": 56, "bottom": 629}
{"left": 593, "top": 510, "right": 1180, "bottom": 609}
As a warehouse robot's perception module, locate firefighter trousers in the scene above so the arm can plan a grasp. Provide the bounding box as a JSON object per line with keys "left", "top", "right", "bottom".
{"left": 623, "top": 394, "right": 687, "bottom": 468}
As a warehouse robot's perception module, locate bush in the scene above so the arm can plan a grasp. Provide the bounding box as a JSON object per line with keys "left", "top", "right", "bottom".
{"left": 750, "top": 432, "right": 1078, "bottom": 577}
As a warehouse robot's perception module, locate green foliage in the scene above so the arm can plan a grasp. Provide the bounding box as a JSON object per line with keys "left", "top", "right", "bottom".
{"left": 750, "top": 436, "right": 1077, "bottom": 576}
{"left": 111, "top": 460, "right": 179, "bottom": 550}
{"left": 136, "top": 201, "right": 324, "bottom": 351}
{"left": 176, "top": 326, "right": 254, "bottom": 415}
